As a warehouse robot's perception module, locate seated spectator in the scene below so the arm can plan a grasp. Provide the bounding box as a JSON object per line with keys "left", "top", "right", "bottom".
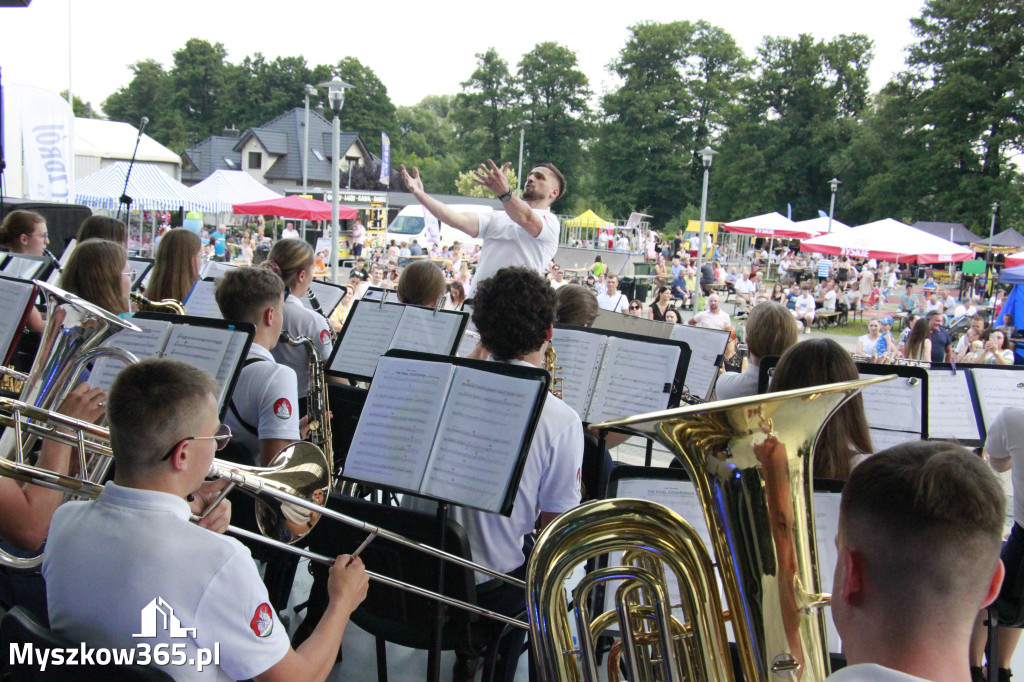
{"left": 671, "top": 271, "right": 691, "bottom": 306}
{"left": 794, "top": 284, "right": 817, "bottom": 333}
{"left": 966, "top": 328, "right": 1014, "bottom": 365}
{"left": 734, "top": 272, "right": 757, "bottom": 311}
{"left": 954, "top": 314, "right": 988, "bottom": 359}
{"left": 688, "top": 294, "right": 730, "bottom": 330}
{"left": 897, "top": 312, "right": 922, "bottom": 352}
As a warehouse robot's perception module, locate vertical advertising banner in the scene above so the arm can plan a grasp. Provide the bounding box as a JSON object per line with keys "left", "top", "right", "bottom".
{"left": 378, "top": 132, "right": 390, "bottom": 186}
{"left": 11, "top": 84, "right": 74, "bottom": 202}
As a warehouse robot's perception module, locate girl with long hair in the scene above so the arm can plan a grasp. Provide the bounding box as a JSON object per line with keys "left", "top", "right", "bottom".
{"left": 144, "top": 228, "right": 202, "bottom": 310}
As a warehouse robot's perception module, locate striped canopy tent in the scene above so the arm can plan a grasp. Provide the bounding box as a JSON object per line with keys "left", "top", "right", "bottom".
{"left": 191, "top": 170, "right": 283, "bottom": 205}
{"left": 800, "top": 218, "right": 975, "bottom": 264}
{"left": 792, "top": 216, "right": 852, "bottom": 234}
{"left": 722, "top": 212, "right": 818, "bottom": 239}
{"left": 75, "top": 162, "right": 222, "bottom": 213}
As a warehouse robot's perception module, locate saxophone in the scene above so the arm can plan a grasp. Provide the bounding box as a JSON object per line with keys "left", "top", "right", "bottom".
{"left": 279, "top": 334, "right": 335, "bottom": 488}
{"left": 543, "top": 344, "right": 564, "bottom": 399}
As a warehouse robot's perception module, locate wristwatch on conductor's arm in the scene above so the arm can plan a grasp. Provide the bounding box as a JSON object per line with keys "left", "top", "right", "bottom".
{"left": 497, "top": 190, "right": 513, "bottom": 202}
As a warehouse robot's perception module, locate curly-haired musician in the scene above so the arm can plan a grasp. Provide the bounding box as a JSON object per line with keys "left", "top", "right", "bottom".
{"left": 828, "top": 441, "right": 1004, "bottom": 681}
{"left": 43, "top": 359, "right": 368, "bottom": 682}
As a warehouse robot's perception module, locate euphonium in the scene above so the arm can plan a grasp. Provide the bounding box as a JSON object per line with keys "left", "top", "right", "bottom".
{"left": 0, "top": 281, "right": 140, "bottom": 571}
{"left": 530, "top": 375, "right": 893, "bottom": 682}
{"left": 130, "top": 291, "right": 186, "bottom": 315}
{"left": 278, "top": 333, "right": 334, "bottom": 487}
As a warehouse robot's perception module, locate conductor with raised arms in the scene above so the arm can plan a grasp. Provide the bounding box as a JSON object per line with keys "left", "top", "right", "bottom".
{"left": 401, "top": 160, "right": 564, "bottom": 296}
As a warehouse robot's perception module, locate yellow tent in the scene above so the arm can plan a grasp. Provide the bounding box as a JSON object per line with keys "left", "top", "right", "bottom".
{"left": 565, "top": 210, "right": 614, "bottom": 229}
{"left": 685, "top": 220, "right": 720, "bottom": 235}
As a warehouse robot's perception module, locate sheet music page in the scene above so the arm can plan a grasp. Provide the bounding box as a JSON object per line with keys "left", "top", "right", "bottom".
{"left": 212, "top": 330, "right": 249, "bottom": 409}
{"left": 550, "top": 328, "right": 607, "bottom": 419}
{"left": 47, "top": 240, "right": 76, "bottom": 286}
{"left": 0, "top": 278, "right": 36, "bottom": 361}
{"left": 421, "top": 366, "right": 542, "bottom": 512}
{"left": 305, "top": 282, "right": 345, "bottom": 317}
{"left": 971, "top": 368, "right": 1024, "bottom": 432}
{"left": 343, "top": 357, "right": 451, "bottom": 491}
{"left": 127, "top": 258, "right": 152, "bottom": 291}
{"left": 200, "top": 261, "right": 237, "bottom": 280}
{"left": 668, "top": 325, "right": 729, "bottom": 400}
{"left": 927, "top": 369, "right": 981, "bottom": 441}
{"left": 91, "top": 318, "right": 173, "bottom": 392}
{"left": 456, "top": 306, "right": 478, "bottom": 358}
{"left": 869, "top": 427, "right": 921, "bottom": 453}
{"left": 389, "top": 307, "right": 463, "bottom": 356}
{"left": 162, "top": 325, "right": 231, "bottom": 388}
{"left": 2, "top": 255, "right": 46, "bottom": 280}
{"left": 586, "top": 337, "right": 680, "bottom": 424}
{"left": 605, "top": 478, "right": 718, "bottom": 618}
{"left": 813, "top": 491, "right": 843, "bottom": 653}
{"left": 183, "top": 280, "right": 223, "bottom": 319}
{"left": 329, "top": 303, "right": 404, "bottom": 377}
{"left": 859, "top": 374, "right": 923, "bottom": 435}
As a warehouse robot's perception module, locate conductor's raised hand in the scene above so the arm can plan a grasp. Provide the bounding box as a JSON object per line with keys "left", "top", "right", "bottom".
{"left": 400, "top": 165, "right": 424, "bottom": 196}
{"left": 472, "top": 160, "right": 512, "bottom": 197}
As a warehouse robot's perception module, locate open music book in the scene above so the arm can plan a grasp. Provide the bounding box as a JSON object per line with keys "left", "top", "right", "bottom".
{"left": 326, "top": 299, "right": 468, "bottom": 381}
{"left": 342, "top": 352, "right": 547, "bottom": 514}
{"left": 0, "top": 276, "right": 38, "bottom": 364}
{"left": 855, "top": 363, "right": 927, "bottom": 452}
{"left": 182, "top": 279, "right": 223, "bottom": 319}
{"left": 926, "top": 364, "right": 1024, "bottom": 444}
{"left": 1, "top": 254, "right": 49, "bottom": 280}
{"left": 551, "top": 325, "right": 690, "bottom": 424}
{"left": 89, "top": 313, "right": 254, "bottom": 418}
{"left": 590, "top": 311, "right": 726, "bottom": 400}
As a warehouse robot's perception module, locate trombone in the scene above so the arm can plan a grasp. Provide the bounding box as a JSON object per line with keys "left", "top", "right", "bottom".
{"left": 0, "top": 397, "right": 528, "bottom": 631}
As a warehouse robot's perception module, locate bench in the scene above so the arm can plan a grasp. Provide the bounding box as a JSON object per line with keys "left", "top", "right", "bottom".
{"left": 816, "top": 311, "right": 842, "bottom": 329}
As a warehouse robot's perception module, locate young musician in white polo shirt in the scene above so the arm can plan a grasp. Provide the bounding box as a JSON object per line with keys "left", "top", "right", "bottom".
{"left": 43, "top": 359, "right": 368, "bottom": 682}
{"left": 263, "top": 239, "right": 333, "bottom": 406}
{"left": 216, "top": 267, "right": 303, "bottom": 466}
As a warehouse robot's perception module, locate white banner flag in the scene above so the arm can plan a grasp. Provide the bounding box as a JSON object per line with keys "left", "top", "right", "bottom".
{"left": 12, "top": 84, "right": 75, "bottom": 202}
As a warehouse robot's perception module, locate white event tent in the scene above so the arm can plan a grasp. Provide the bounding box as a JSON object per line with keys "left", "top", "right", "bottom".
{"left": 192, "top": 170, "right": 282, "bottom": 227}
{"left": 722, "top": 212, "right": 818, "bottom": 239}
{"left": 792, "top": 216, "right": 851, "bottom": 234}
{"left": 76, "top": 162, "right": 222, "bottom": 213}
{"left": 799, "top": 218, "right": 975, "bottom": 264}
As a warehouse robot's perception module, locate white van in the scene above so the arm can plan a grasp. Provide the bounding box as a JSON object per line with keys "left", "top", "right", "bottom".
{"left": 387, "top": 204, "right": 493, "bottom": 248}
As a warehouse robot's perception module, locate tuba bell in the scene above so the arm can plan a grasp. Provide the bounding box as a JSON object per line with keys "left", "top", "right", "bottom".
{"left": 0, "top": 281, "right": 140, "bottom": 571}
{"left": 529, "top": 375, "right": 893, "bottom": 682}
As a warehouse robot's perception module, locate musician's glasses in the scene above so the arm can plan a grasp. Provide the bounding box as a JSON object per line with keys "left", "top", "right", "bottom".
{"left": 161, "top": 424, "right": 233, "bottom": 461}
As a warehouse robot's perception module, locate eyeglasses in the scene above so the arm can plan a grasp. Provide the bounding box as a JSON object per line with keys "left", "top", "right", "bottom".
{"left": 161, "top": 423, "right": 233, "bottom": 461}
{"left": 629, "top": 305, "right": 641, "bottom": 310}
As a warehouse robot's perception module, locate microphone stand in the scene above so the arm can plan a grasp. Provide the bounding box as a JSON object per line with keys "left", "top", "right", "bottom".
{"left": 115, "top": 116, "right": 148, "bottom": 223}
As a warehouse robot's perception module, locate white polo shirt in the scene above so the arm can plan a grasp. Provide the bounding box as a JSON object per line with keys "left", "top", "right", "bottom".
{"left": 986, "top": 407, "right": 1024, "bottom": 527}
{"left": 597, "top": 290, "right": 629, "bottom": 313}
{"left": 271, "top": 294, "right": 333, "bottom": 398}
{"left": 470, "top": 209, "right": 559, "bottom": 296}
{"left": 43, "top": 483, "right": 290, "bottom": 681}
{"left": 225, "top": 344, "right": 300, "bottom": 464}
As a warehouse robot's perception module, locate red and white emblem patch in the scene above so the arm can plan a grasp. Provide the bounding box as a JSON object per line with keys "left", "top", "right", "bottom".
{"left": 319, "top": 329, "right": 331, "bottom": 344}
{"left": 250, "top": 603, "right": 274, "bottom": 638}
{"left": 273, "top": 398, "right": 292, "bottom": 420}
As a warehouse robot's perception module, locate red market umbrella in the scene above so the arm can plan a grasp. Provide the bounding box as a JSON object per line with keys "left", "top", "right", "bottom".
{"left": 232, "top": 195, "right": 357, "bottom": 221}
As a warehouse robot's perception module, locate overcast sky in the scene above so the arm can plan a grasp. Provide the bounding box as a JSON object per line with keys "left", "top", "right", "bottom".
{"left": 0, "top": 0, "right": 926, "bottom": 115}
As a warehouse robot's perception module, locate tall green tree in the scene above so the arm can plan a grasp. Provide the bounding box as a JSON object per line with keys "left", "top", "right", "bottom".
{"left": 169, "top": 38, "right": 230, "bottom": 146}
{"left": 60, "top": 90, "right": 99, "bottom": 118}
{"left": 393, "top": 95, "right": 461, "bottom": 193}
{"left": 516, "top": 42, "right": 591, "bottom": 210}
{"left": 713, "top": 33, "right": 873, "bottom": 222}
{"left": 103, "top": 59, "right": 189, "bottom": 151}
{"left": 331, "top": 57, "right": 397, "bottom": 157}
{"left": 451, "top": 48, "right": 515, "bottom": 164}
{"left": 594, "top": 21, "right": 748, "bottom": 225}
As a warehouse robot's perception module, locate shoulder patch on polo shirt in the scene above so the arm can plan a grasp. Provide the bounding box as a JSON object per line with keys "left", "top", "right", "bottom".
{"left": 250, "top": 603, "right": 274, "bottom": 638}
{"left": 319, "top": 329, "right": 331, "bottom": 344}
{"left": 273, "top": 398, "right": 292, "bottom": 420}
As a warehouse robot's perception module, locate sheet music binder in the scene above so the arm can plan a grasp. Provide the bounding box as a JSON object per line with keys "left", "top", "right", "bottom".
{"left": 182, "top": 278, "right": 223, "bottom": 319}
{"left": 326, "top": 298, "right": 469, "bottom": 382}
{"left": 551, "top": 324, "right": 691, "bottom": 424}
{"left": 0, "top": 275, "right": 38, "bottom": 365}
{"left": 127, "top": 257, "right": 154, "bottom": 291}
{"left": 927, "top": 363, "right": 1024, "bottom": 445}
{"left": 91, "top": 312, "right": 255, "bottom": 421}
{"left": 341, "top": 350, "right": 548, "bottom": 516}
{"left": 855, "top": 363, "right": 929, "bottom": 449}
{"left": 304, "top": 280, "right": 346, "bottom": 318}
{"left": 1, "top": 253, "right": 49, "bottom": 281}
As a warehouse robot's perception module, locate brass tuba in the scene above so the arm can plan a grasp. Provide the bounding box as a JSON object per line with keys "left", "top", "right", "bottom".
{"left": 0, "top": 281, "right": 140, "bottom": 571}
{"left": 529, "top": 375, "right": 893, "bottom": 682}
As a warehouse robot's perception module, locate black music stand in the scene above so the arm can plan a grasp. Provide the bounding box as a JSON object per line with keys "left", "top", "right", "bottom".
{"left": 337, "top": 350, "right": 548, "bottom": 682}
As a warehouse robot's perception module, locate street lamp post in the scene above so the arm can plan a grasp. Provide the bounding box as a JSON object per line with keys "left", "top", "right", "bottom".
{"left": 695, "top": 146, "right": 717, "bottom": 304}
{"left": 301, "top": 83, "right": 318, "bottom": 242}
{"left": 320, "top": 77, "right": 354, "bottom": 285}
{"left": 988, "top": 201, "right": 1000, "bottom": 296}
{"left": 516, "top": 119, "right": 530, "bottom": 192}
{"left": 827, "top": 178, "right": 841, "bottom": 233}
